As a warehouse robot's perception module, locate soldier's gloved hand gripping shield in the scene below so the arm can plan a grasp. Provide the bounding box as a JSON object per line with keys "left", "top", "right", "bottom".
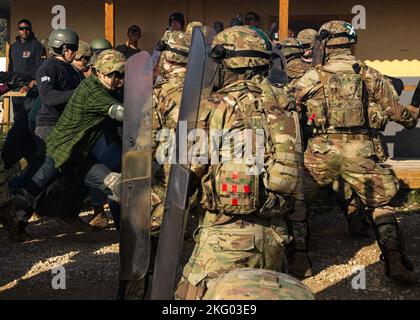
{"left": 120, "top": 51, "right": 153, "bottom": 281}
{"left": 151, "top": 27, "right": 209, "bottom": 300}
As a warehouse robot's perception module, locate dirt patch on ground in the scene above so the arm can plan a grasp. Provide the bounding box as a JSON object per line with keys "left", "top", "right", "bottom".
{"left": 1, "top": 207, "right": 419, "bottom": 300}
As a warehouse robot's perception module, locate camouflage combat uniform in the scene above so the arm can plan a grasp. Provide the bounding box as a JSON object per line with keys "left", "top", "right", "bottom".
{"left": 151, "top": 30, "right": 190, "bottom": 234}
{"left": 175, "top": 26, "right": 302, "bottom": 300}
{"left": 296, "top": 28, "right": 317, "bottom": 64}
{"left": 276, "top": 37, "right": 314, "bottom": 278}
{"left": 294, "top": 21, "right": 418, "bottom": 285}
{"left": 279, "top": 38, "right": 310, "bottom": 83}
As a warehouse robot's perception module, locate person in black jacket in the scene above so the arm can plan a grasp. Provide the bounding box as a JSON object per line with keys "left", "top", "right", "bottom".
{"left": 35, "top": 28, "right": 81, "bottom": 142}
{"left": 2, "top": 20, "right": 45, "bottom": 179}
{"left": 8, "top": 19, "right": 44, "bottom": 121}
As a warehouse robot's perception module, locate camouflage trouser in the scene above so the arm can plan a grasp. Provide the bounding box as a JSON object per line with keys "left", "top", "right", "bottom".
{"left": 175, "top": 213, "right": 291, "bottom": 300}
{"left": 304, "top": 136, "right": 404, "bottom": 255}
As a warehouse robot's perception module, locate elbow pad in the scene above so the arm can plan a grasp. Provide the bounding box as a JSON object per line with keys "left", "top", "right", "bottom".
{"left": 108, "top": 103, "right": 124, "bottom": 122}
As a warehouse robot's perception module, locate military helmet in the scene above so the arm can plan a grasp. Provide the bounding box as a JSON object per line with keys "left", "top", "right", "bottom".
{"left": 279, "top": 37, "right": 304, "bottom": 59}
{"left": 185, "top": 21, "right": 203, "bottom": 36}
{"left": 75, "top": 40, "right": 93, "bottom": 60}
{"left": 211, "top": 26, "right": 272, "bottom": 69}
{"left": 48, "top": 29, "right": 79, "bottom": 50}
{"left": 297, "top": 29, "right": 318, "bottom": 49}
{"left": 91, "top": 38, "right": 113, "bottom": 53}
{"left": 319, "top": 20, "right": 358, "bottom": 46}
{"left": 94, "top": 49, "right": 125, "bottom": 75}
{"left": 203, "top": 269, "right": 316, "bottom": 300}
{"left": 157, "top": 31, "right": 190, "bottom": 65}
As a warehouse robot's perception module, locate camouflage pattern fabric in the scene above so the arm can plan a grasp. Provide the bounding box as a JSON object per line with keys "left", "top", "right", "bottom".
{"left": 75, "top": 40, "right": 93, "bottom": 60}
{"left": 175, "top": 215, "right": 291, "bottom": 300}
{"left": 93, "top": 49, "right": 125, "bottom": 74}
{"left": 297, "top": 29, "right": 317, "bottom": 49}
{"left": 277, "top": 38, "right": 309, "bottom": 82}
{"left": 287, "top": 58, "right": 311, "bottom": 82}
{"left": 305, "top": 136, "right": 399, "bottom": 208}
{"left": 159, "top": 31, "right": 190, "bottom": 67}
{"left": 212, "top": 26, "right": 272, "bottom": 69}
{"left": 294, "top": 42, "right": 418, "bottom": 282}
{"left": 203, "top": 268, "right": 315, "bottom": 300}
{"left": 279, "top": 38, "right": 304, "bottom": 59}
{"left": 174, "top": 75, "right": 302, "bottom": 300}
{"left": 151, "top": 77, "right": 185, "bottom": 234}
{"left": 319, "top": 20, "right": 357, "bottom": 46}
{"left": 294, "top": 49, "right": 418, "bottom": 133}
{"left": 151, "top": 30, "right": 191, "bottom": 234}
{"left": 185, "top": 21, "right": 203, "bottom": 36}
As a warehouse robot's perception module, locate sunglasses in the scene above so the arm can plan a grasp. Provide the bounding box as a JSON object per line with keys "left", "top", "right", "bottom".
{"left": 18, "top": 26, "right": 31, "bottom": 31}
{"left": 65, "top": 44, "right": 79, "bottom": 52}
{"left": 106, "top": 71, "right": 125, "bottom": 80}
{"left": 76, "top": 55, "right": 91, "bottom": 61}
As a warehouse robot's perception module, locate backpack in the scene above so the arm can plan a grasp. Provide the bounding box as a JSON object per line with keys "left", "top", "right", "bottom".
{"left": 201, "top": 79, "right": 300, "bottom": 217}
{"left": 306, "top": 63, "right": 367, "bottom": 129}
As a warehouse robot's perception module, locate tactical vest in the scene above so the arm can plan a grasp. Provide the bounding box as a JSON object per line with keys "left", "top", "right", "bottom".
{"left": 201, "top": 78, "right": 300, "bottom": 218}
{"left": 306, "top": 62, "right": 368, "bottom": 131}
{"left": 306, "top": 62, "right": 391, "bottom": 132}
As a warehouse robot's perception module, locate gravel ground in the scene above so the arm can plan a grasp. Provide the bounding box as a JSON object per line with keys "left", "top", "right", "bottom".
{"left": 0, "top": 206, "right": 419, "bottom": 300}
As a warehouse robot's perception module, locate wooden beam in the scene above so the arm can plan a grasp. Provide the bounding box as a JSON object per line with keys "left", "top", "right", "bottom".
{"left": 279, "top": 0, "right": 289, "bottom": 40}
{"left": 3, "top": 97, "right": 10, "bottom": 124}
{"left": 404, "top": 85, "right": 416, "bottom": 91}
{"left": 5, "top": 42, "right": 9, "bottom": 71}
{"left": 105, "top": 0, "right": 115, "bottom": 47}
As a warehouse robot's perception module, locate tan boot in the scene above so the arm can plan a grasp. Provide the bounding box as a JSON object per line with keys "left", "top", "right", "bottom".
{"left": 89, "top": 206, "right": 110, "bottom": 231}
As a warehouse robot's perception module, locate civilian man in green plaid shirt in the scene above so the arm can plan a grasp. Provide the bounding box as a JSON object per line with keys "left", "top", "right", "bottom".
{"left": 8, "top": 50, "right": 126, "bottom": 239}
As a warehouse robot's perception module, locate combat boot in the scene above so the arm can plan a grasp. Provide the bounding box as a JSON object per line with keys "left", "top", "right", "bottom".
{"left": 372, "top": 207, "right": 417, "bottom": 285}
{"left": 382, "top": 251, "right": 417, "bottom": 285}
{"left": 89, "top": 206, "right": 110, "bottom": 231}
{"left": 343, "top": 196, "right": 371, "bottom": 238}
{"left": 289, "top": 250, "right": 314, "bottom": 279}
{"left": 0, "top": 200, "right": 19, "bottom": 240}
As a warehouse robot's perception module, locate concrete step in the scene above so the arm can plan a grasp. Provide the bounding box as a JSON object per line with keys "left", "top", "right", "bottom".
{"left": 384, "top": 158, "right": 420, "bottom": 188}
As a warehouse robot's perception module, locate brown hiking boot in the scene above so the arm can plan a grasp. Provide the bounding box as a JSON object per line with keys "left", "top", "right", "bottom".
{"left": 89, "top": 207, "right": 110, "bottom": 231}
{"left": 387, "top": 252, "right": 417, "bottom": 285}
{"left": 289, "top": 251, "right": 314, "bottom": 279}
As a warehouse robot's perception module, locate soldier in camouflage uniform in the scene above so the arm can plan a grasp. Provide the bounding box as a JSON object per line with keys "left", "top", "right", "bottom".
{"left": 175, "top": 26, "right": 303, "bottom": 300}
{"left": 279, "top": 38, "right": 308, "bottom": 83}
{"left": 152, "top": 30, "right": 191, "bottom": 234}
{"left": 203, "top": 268, "right": 315, "bottom": 300}
{"left": 117, "top": 30, "right": 192, "bottom": 300}
{"left": 294, "top": 21, "right": 418, "bottom": 285}
{"left": 272, "top": 39, "right": 313, "bottom": 278}
{"left": 296, "top": 29, "right": 317, "bottom": 65}
{"left": 72, "top": 40, "right": 93, "bottom": 79}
